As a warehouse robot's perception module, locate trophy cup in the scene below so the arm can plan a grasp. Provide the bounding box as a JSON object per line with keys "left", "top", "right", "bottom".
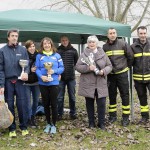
{"left": 44, "top": 62, "right": 53, "bottom": 81}
{"left": 81, "top": 53, "right": 100, "bottom": 75}
{"left": 18, "top": 59, "right": 29, "bottom": 79}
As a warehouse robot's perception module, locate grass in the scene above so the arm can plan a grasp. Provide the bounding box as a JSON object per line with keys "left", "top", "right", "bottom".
{"left": 0, "top": 86, "right": 150, "bottom": 150}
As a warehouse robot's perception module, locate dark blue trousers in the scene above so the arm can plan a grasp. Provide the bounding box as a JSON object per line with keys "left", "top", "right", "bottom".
{"left": 4, "top": 79, "right": 27, "bottom": 131}
{"left": 57, "top": 80, "right": 76, "bottom": 116}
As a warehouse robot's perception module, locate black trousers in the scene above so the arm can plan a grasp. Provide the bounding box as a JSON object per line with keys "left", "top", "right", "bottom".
{"left": 85, "top": 89, "right": 106, "bottom": 126}
{"left": 39, "top": 85, "right": 59, "bottom": 125}
{"left": 108, "top": 72, "right": 130, "bottom": 117}
{"left": 134, "top": 81, "right": 150, "bottom": 118}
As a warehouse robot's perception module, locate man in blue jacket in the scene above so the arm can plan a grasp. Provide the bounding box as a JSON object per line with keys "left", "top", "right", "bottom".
{"left": 0, "top": 29, "right": 29, "bottom": 137}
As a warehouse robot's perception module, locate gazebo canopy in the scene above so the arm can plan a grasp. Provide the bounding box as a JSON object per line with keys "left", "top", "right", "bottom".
{"left": 0, "top": 9, "right": 131, "bottom": 44}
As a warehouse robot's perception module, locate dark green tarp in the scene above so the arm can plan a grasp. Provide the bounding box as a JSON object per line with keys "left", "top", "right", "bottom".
{"left": 0, "top": 9, "right": 131, "bottom": 44}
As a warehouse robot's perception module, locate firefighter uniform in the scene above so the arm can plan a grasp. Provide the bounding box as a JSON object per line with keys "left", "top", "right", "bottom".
{"left": 103, "top": 39, "right": 133, "bottom": 125}
{"left": 131, "top": 39, "right": 150, "bottom": 121}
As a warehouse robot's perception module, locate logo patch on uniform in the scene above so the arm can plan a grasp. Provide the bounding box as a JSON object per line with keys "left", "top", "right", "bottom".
{"left": 40, "top": 56, "right": 45, "bottom": 60}
{"left": 16, "top": 53, "right": 22, "bottom": 56}
{"left": 51, "top": 56, "right": 57, "bottom": 60}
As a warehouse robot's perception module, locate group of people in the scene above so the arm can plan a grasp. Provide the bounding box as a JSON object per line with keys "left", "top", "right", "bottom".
{"left": 0, "top": 25, "right": 149, "bottom": 137}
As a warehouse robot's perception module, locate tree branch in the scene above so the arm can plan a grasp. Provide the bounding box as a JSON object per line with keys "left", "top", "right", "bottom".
{"left": 111, "top": 0, "right": 115, "bottom": 21}
{"left": 106, "top": 0, "right": 111, "bottom": 20}
{"left": 92, "top": 0, "right": 103, "bottom": 18}
{"left": 83, "top": 0, "right": 97, "bottom": 17}
{"left": 67, "top": 0, "right": 83, "bottom": 13}
{"left": 40, "top": 1, "right": 66, "bottom": 9}
{"left": 115, "top": 0, "right": 122, "bottom": 22}
{"left": 120, "top": 0, "right": 134, "bottom": 22}
{"left": 132, "top": 0, "right": 150, "bottom": 32}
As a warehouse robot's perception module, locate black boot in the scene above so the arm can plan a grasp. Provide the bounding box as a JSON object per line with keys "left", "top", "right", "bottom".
{"left": 109, "top": 112, "right": 117, "bottom": 123}
{"left": 121, "top": 116, "right": 130, "bottom": 127}
{"left": 97, "top": 123, "right": 105, "bottom": 130}
{"left": 138, "top": 113, "right": 149, "bottom": 125}
{"left": 31, "top": 116, "right": 37, "bottom": 128}
{"left": 88, "top": 122, "right": 96, "bottom": 128}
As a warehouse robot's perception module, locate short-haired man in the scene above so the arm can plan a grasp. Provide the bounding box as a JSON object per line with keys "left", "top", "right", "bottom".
{"left": 57, "top": 35, "right": 78, "bottom": 120}
{"left": 103, "top": 28, "right": 133, "bottom": 126}
{"left": 131, "top": 26, "right": 150, "bottom": 124}
{"left": 0, "top": 29, "right": 29, "bottom": 137}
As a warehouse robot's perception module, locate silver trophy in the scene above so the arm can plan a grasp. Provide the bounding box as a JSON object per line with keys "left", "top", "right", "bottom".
{"left": 44, "top": 62, "right": 53, "bottom": 81}
{"left": 81, "top": 53, "right": 100, "bottom": 75}
{"left": 18, "top": 59, "right": 29, "bottom": 79}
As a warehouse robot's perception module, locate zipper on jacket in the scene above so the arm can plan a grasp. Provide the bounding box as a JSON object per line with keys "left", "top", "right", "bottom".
{"left": 141, "top": 46, "right": 144, "bottom": 82}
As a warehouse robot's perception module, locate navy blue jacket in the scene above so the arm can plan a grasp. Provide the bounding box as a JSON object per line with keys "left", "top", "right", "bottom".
{"left": 0, "top": 44, "right": 29, "bottom": 87}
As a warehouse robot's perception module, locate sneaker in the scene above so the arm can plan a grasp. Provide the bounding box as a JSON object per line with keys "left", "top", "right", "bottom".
{"left": 22, "top": 130, "right": 29, "bottom": 136}
{"left": 50, "top": 125, "right": 56, "bottom": 134}
{"left": 44, "top": 124, "right": 51, "bottom": 133}
{"left": 121, "top": 117, "right": 130, "bottom": 127}
{"left": 109, "top": 116, "right": 117, "bottom": 123}
{"left": 9, "top": 131, "right": 17, "bottom": 138}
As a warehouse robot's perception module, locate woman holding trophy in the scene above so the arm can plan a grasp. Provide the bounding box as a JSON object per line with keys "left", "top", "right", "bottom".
{"left": 76, "top": 35, "right": 112, "bottom": 130}
{"left": 35, "top": 37, "right": 64, "bottom": 134}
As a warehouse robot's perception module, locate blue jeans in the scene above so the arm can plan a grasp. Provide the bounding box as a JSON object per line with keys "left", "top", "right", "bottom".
{"left": 25, "top": 85, "right": 40, "bottom": 120}
{"left": 57, "top": 80, "right": 76, "bottom": 116}
{"left": 4, "top": 79, "right": 27, "bottom": 131}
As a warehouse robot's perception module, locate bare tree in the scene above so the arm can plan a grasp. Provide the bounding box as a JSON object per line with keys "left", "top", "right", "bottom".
{"left": 41, "top": 0, "right": 150, "bottom": 32}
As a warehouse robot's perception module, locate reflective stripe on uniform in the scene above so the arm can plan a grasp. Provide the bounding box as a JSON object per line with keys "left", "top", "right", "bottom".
{"left": 122, "top": 110, "right": 130, "bottom": 114}
{"left": 122, "top": 105, "right": 130, "bottom": 109}
{"left": 133, "top": 74, "right": 150, "bottom": 81}
{"left": 140, "top": 105, "right": 149, "bottom": 112}
{"left": 106, "top": 50, "right": 125, "bottom": 56}
{"left": 122, "top": 105, "right": 130, "bottom": 114}
{"left": 134, "top": 52, "right": 150, "bottom": 57}
{"left": 109, "top": 104, "right": 117, "bottom": 112}
{"left": 109, "top": 108, "right": 117, "bottom": 112}
{"left": 111, "top": 67, "right": 129, "bottom": 74}
{"left": 109, "top": 104, "right": 117, "bottom": 108}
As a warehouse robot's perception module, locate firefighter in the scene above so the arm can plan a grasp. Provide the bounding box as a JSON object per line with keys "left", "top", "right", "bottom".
{"left": 103, "top": 28, "right": 133, "bottom": 126}
{"left": 131, "top": 26, "right": 150, "bottom": 124}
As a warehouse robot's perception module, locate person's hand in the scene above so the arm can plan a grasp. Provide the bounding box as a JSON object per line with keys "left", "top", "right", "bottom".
{"left": 31, "top": 66, "right": 36, "bottom": 72}
{"left": 41, "top": 76, "right": 49, "bottom": 82}
{"left": 58, "top": 75, "right": 61, "bottom": 81}
{"left": 99, "top": 70, "right": 104, "bottom": 76}
{"left": 0, "top": 88, "right": 4, "bottom": 95}
{"left": 89, "top": 65, "right": 96, "bottom": 71}
{"left": 48, "top": 69, "right": 54, "bottom": 75}
{"left": 21, "top": 73, "right": 28, "bottom": 81}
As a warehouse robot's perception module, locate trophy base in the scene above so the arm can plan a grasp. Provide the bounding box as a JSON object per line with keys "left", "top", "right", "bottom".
{"left": 18, "top": 76, "right": 21, "bottom": 80}
{"left": 48, "top": 77, "right": 53, "bottom": 82}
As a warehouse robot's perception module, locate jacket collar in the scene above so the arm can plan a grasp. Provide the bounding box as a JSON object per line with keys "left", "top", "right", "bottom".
{"left": 134, "top": 39, "right": 149, "bottom": 47}
{"left": 84, "top": 47, "right": 105, "bottom": 60}
{"left": 7, "top": 43, "right": 18, "bottom": 48}
{"left": 107, "top": 38, "right": 118, "bottom": 45}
